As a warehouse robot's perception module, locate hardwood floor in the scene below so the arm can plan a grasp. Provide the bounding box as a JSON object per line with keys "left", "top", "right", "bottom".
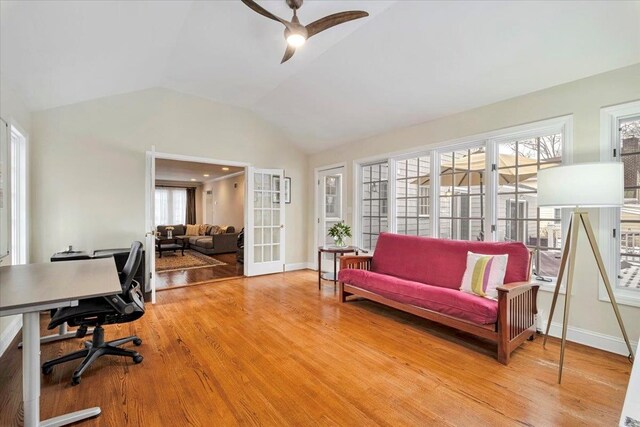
{"left": 156, "top": 252, "right": 243, "bottom": 290}
{"left": 0, "top": 270, "right": 632, "bottom": 426}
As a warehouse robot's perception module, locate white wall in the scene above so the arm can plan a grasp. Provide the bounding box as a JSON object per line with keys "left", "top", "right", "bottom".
{"left": 202, "top": 173, "right": 245, "bottom": 231}
{"left": 0, "top": 77, "right": 31, "bottom": 355}
{"left": 308, "top": 63, "right": 640, "bottom": 349}
{"left": 30, "top": 88, "right": 307, "bottom": 266}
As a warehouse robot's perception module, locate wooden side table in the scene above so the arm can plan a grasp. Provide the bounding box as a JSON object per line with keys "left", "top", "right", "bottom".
{"left": 318, "top": 246, "right": 359, "bottom": 290}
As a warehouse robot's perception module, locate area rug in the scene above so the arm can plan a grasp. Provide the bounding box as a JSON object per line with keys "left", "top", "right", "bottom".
{"left": 156, "top": 250, "right": 227, "bottom": 273}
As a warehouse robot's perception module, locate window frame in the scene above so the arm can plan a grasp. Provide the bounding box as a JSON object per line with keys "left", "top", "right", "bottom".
{"left": 154, "top": 186, "right": 188, "bottom": 226}
{"left": 600, "top": 100, "right": 640, "bottom": 308}
{"left": 357, "top": 160, "right": 390, "bottom": 251}
{"left": 7, "top": 122, "right": 28, "bottom": 265}
{"left": 352, "top": 115, "right": 573, "bottom": 293}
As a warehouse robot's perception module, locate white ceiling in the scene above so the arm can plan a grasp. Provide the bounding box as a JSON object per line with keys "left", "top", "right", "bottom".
{"left": 155, "top": 159, "right": 243, "bottom": 183}
{"left": 2, "top": 1, "right": 639, "bottom": 153}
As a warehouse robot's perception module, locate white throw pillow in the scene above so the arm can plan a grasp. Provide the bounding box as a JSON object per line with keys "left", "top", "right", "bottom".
{"left": 460, "top": 251, "right": 509, "bottom": 299}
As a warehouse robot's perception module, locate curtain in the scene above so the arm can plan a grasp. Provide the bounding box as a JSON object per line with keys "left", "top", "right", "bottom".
{"left": 185, "top": 187, "right": 196, "bottom": 225}
{"left": 155, "top": 187, "right": 187, "bottom": 225}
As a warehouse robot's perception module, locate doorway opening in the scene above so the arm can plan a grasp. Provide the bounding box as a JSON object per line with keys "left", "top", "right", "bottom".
{"left": 153, "top": 158, "right": 245, "bottom": 290}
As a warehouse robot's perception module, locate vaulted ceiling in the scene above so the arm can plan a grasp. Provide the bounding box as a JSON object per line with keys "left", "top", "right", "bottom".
{"left": 2, "top": 1, "right": 639, "bottom": 153}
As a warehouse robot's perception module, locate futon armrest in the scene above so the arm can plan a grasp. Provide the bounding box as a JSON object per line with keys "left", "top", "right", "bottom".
{"left": 496, "top": 281, "right": 539, "bottom": 293}
{"left": 340, "top": 255, "right": 373, "bottom": 271}
{"left": 497, "top": 281, "right": 539, "bottom": 314}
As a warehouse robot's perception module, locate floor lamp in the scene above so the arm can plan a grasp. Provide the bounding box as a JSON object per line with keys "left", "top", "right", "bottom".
{"left": 538, "top": 162, "right": 635, "bottom": 384}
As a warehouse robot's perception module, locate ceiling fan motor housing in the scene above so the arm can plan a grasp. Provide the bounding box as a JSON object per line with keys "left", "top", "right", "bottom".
{"left": 286, "top": 0, "right": 303, "bottom": 10}
{"left": 284, "top": 20, "right": 308, "bottom": 41}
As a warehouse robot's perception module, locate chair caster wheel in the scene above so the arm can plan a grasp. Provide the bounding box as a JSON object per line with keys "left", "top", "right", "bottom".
{"left": 42, "top": 365, "right": 53, "bottom": 375}
{"left": 71, "top": 376, "right": 81, "bottom": 386}
{"left": 133, "top": 354, "right": 143, "bottom": 364}
{"left": 133, "top": 338, "right": 142, "bottom": 346}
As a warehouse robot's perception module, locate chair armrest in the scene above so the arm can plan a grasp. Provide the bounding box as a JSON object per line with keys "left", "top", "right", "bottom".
{"left": 497, "top": 281, "right": 540, "bottom": 314}
{"left": 496, "top": 281, "right": 539, "bottom": 293}
{"left": 339, "top": 255, "right": 373, "bottom": 271}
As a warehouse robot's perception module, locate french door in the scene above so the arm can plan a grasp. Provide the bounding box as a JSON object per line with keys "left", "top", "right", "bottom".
{"left": 317, "top": 166, "right": 345, "bottom": 271}
{"left": 144, "top": 147, "right": 156, "bottom": 303}
{"left": 246, "top": 168, "right": 285, "bottom": 276}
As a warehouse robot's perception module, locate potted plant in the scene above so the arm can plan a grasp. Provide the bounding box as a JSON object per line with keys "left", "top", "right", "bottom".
{"left": 166, "top": 226, "right": 175, "bottom": 239}
{"left": 328, "top": 222, "right": 352, "bottom": 247}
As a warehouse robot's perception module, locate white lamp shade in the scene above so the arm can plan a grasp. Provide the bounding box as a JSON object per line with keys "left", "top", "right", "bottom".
{"left": 537, "top": 162, "right": 623, "bottom": 208}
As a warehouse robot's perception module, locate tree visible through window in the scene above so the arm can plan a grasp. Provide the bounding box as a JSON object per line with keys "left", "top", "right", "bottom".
{"left": 497, "top": 134, "right": 563, "bottom": 278}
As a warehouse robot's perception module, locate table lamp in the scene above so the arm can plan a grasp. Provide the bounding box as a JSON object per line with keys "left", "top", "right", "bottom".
{"left": 538, "top": 162, "right": 635, "bottom": 383}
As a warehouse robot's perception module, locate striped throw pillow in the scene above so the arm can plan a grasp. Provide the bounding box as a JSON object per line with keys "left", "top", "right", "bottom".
{"left": 460, "top": 251, "right": 508, "bottom": 299}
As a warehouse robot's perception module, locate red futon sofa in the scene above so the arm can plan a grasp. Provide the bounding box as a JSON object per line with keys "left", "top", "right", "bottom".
{"left": 338, "top": 233, "right": 538, "bottom": 364}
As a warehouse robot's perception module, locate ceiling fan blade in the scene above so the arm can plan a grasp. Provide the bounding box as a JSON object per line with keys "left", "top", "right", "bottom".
{"left": 305, "top": 11, "right": 369, "bottom": 38}
{"left": 240, "top": 0, "right": 291, "bottom": 28}
{"left": 281, "top": 45, "right": 296, "bottom": 64}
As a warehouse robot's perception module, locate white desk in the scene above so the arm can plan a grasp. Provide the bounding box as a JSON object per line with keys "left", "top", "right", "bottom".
{"left": 0, "top": 258, "right": 122, "bottom": 427}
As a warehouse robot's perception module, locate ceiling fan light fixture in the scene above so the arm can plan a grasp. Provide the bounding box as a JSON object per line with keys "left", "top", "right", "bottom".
{"left": 286, "top": 33, "right": 306, "bottom": 47}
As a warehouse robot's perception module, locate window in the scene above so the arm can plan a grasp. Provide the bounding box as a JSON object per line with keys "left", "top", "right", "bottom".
{"left": 10, "top": 125, "right": 27, "bottom": 265}
{"left": 439, "top": 146, "right": 486, "bottom": 241}
{"left": 619, "top": 116, "right": 640, "bottom": 292}
{"left": 155, "top": 187, "right": 187, "bottom": 225}
{"left": 496, "top": 133, "right": 563, "bottom": 277}
{"left": 325, "top": 175, "right": 341, "bottom": 219}
{"left": 601, "top": 101, "right": 640, "bottom": 306}
{"left": 419, "top": 186, "right": 429, "bottom": 216}
{"left": 360, "top": 161, "right": 388, "bottom": 250}
{"left": 354, "top": 116, "right": 571, "bottom": 286}
{"left": 505, "top": 199, "right": 526, "bottom": 241}
{"left": 396, "top": 156, "right": 431, "bottom": 236}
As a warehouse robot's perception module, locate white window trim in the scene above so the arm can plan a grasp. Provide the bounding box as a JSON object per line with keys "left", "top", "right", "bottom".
{"left": 599, "top": 100, "right": 640, "bottom": 308}
{"left": 9, "top": 121, "right": 29, "bottom": 266}
{"left": 352, "top": 115, "right": 573, "bottom": 292}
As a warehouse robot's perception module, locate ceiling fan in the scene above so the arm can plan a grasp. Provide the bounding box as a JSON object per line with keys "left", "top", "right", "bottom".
{"left": 240, "top": 0, "right": 369, "bottom": 63}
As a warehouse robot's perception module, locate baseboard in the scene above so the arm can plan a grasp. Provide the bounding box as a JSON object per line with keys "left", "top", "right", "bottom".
{"left": 0, "top": 316, "right": 22, "bottom": 357}
{"left": 538, "top": 317, "right": 638, "bottom": 357}
{"left": 285, "top": 262, "right": 313, "bottom": 271}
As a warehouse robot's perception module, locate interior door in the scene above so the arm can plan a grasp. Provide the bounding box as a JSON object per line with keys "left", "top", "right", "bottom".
{"left": 246, "top": 167, "right": 285, "bottom": 276}
{"left": 145, "top": 147, "right": 156, "bottom": 302}
{"left": 317, "top": 167, "right": 344, "bottom": 272}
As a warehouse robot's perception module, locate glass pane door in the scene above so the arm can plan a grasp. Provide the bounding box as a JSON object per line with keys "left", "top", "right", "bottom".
{"left": 318, "top": 167, "right": 344, "bottom": 273}
{"left": 247, "top": 168, "right": 285, "bottom": 276}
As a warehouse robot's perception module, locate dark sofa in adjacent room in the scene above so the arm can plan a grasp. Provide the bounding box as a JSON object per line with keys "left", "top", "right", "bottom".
{"left": 156, "top": 224, "right": 240, "bottom": 255}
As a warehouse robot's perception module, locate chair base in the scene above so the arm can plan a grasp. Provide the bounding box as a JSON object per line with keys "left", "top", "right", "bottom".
{"left": 42, "top": 325, "right": 143, "bottom": 385}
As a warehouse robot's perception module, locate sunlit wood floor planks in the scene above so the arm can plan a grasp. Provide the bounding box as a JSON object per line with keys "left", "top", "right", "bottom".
{"left": 0, "top": 270, "right": 632, "bottom": 426}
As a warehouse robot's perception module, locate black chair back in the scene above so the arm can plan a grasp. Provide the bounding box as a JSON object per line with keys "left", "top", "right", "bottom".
{"left": 120, "top": 241, "right": 143, "bottom": 293}
{"left": 106, "top": 241, "right": 144, "bottom": 323}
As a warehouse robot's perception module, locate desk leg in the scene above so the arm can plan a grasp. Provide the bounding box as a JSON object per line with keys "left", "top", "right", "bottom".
{"left": 318, "top": 251, "right": 321, "bottom": 290}
{"left": 333, "top": 253, "right": 337, "bottom": 291}
{"left": 22, "top": 311, "right": 39, "bottom": 427}
{"left": 22, "top": 311, "right": 101, "bottom": 427}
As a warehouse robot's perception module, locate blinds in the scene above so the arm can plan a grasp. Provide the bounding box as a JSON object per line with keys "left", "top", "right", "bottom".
{"left": 155, "top": 187, "right": 187, "bottom": 225}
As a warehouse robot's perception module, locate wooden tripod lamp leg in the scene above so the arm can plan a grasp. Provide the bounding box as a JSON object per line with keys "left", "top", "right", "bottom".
{"left": 579, "top": 212, "right": 636, "bottom": 360}
{"left": 557, "top": 212, "right": 581, "bottom": 384}
{"left": 543, "top": 214, "right": 574, "bottom": 349}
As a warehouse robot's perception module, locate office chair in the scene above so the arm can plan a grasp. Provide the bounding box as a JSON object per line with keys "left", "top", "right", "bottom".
{"left": 42, "top": 241, "right": 145, "bottom": 385}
